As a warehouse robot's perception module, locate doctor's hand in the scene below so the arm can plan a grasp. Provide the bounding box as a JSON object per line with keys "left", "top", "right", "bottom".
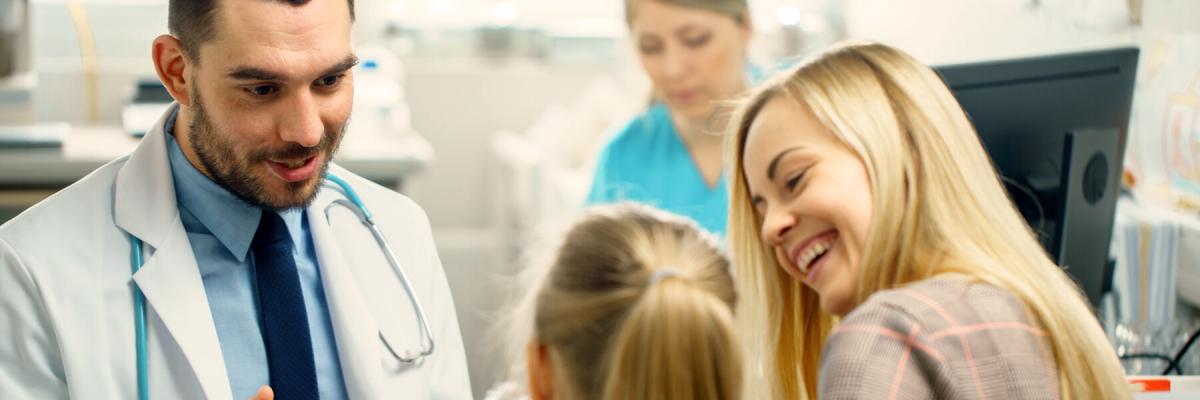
{"left": 248, "top": 385, "right": 274, "bottom": 400}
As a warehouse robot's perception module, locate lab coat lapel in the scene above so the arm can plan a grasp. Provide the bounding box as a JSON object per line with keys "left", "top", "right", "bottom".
{"left": 131, "top": 223, "right": 234, "bottom": 400}
{"left": 309, "top": 185, "right": 386, "bottom": 399}
{"left": 114, "top": 104, "right": 234, "bottom": 399}
{"left": 113, "top": 104, "right": 178, "bottom": 251}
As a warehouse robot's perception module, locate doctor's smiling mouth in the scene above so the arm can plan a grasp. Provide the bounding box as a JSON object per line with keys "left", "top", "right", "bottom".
{"left": 185, "top": 91, "right": 346, "bottom": 211}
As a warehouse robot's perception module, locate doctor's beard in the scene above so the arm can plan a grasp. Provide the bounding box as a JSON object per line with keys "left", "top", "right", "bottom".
{"left": 187, "top": 89, "right": 346, "bottom": 211}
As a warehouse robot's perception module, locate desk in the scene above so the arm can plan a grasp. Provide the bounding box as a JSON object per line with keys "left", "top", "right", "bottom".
{"left": 0, "top": 126, "right": 433, "bottom": 222}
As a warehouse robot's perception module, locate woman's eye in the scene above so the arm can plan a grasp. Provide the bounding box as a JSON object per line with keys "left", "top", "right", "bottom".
{"left": 639, "top": 43, "right": 663, "bottom": 54}
{"left": 683, "top": 33, "right": 711, "bottom": 48}
{"left": 785, "top": 172, "right": 805, "bottom": 191}
{"left": 247, "top": 85, "right": 277, "bottom": 96}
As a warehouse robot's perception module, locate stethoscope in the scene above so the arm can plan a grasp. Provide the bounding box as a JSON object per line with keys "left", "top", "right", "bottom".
{"left": 128, "top": 173, "right": 435, "bottom": 400}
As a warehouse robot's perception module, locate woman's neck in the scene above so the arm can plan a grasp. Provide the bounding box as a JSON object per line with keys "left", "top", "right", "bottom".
{"left": 671, "top": 76, "right": 745, "bottom": 145}
{"left": 671, "top": 112, "right": 725, "bottom": 147}
{"left": 669, "top": 110, "right": 726, "bottom": 188}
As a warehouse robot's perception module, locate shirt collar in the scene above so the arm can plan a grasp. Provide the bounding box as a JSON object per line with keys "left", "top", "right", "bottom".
{"left": 164, "top": 108, "right": 262, "bottom": 262}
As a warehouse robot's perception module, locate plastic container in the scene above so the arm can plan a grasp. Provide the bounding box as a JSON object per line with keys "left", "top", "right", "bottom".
{"left": 350, "top": 59, "right": 402, "bottom": 138}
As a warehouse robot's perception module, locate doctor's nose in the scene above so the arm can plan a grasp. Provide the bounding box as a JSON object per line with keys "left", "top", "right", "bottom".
{"left": 278, "top": 90, "right": 325, "bottom": 148}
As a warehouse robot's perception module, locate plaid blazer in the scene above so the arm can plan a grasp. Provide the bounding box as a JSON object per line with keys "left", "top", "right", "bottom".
{"left": 819, "top": 277, "right": 1060, "bottom": 399}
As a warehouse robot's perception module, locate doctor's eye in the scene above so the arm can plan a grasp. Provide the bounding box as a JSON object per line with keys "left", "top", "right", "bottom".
{"left": 245, "top": 84, "right": 278, "bottom": 97}
{"left": 316, "top": 73, "right": 346, "bottom": 88}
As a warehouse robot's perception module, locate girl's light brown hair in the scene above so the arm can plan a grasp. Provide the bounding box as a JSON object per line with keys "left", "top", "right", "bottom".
{"left": 726, "top": 41, "right": 1130, "bottom": 399}
{"left": 524, "top": 203, "right": 742, "bottom": 400}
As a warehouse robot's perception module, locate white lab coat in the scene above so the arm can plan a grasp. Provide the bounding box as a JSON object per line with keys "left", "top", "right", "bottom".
{"left": 0, "top": 106, "right": 473, "bottom": 399}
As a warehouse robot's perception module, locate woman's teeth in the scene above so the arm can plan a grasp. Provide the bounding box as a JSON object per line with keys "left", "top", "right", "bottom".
{"left": 796, "top": 240, "right": 833, "bottom": 272}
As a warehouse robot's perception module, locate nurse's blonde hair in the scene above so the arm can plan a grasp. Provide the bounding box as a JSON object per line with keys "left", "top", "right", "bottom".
{"left": 515, "top": 203, "right": 742, "bottom": 400}
{"left": 726, "top": 41, "right": 1129, "bottom": 399}
{"left": 624, "top": 0, "right": 748, "bottom": 26}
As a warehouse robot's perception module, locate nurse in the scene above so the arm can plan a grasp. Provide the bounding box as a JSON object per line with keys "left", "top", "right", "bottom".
{"left": 0, "top": 1, "right": 471, "bottom": 398}
{"left": 585, "top": 0, "right": 753, "bottom": 237}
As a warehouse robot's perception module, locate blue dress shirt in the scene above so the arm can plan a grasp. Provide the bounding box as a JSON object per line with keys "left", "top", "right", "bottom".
{"left": 163, "top": 109, "right": 348, "bottom": 400}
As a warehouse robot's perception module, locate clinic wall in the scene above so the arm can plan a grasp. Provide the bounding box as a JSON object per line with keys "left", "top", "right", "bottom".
{"left": 842, "top": 0, "right": 1138, "bottom": 65}
{"left": 30, "top": 0, "right": 164, "bottom": 123}
{"left": 402, "top": 58, "right": 622, "bottom": 397}
{"left": 401, "top": 59, "right": 607, "bottom": 228}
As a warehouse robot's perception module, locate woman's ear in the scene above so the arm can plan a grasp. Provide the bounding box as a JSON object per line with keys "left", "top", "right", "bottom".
{"left": 735, "top": 13, "right": 753, "bottom": 61}
{"left": 526, "top": 340, "right": 554, "bottom": 400}
{"left": 740, "top": 12, "right": 754, "bottom": 39}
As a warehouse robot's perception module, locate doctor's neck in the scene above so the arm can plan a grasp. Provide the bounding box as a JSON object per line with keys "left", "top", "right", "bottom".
{"left": 171, "top": 105, "right": 217, "bottom": 181}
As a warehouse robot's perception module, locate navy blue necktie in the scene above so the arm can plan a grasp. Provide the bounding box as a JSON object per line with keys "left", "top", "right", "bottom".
{"left": 253, "top": 211, "right": 319, "bottom": 399}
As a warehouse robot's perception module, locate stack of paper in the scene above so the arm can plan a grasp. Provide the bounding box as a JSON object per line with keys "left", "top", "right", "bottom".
{"left": 1111, "top": 197, "right": 1188, "bottom": 328}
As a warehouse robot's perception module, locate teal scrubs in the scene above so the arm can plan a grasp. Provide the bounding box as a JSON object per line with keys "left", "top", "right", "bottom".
{"left": 585, "top": 103, "right": 728, "bottom": 236}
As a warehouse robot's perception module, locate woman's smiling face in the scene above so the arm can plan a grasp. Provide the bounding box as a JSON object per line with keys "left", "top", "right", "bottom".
{"left": 742, "top": 96, "right": 874, "bottom": 316}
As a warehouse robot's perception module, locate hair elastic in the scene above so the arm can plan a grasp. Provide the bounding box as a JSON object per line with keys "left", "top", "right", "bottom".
{"left": 647, "top": 267, "right": 682, "bottom": 287}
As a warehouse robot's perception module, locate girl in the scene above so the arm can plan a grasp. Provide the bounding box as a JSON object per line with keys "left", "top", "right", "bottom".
{"left": 495, "top": 203, "right": 742, "bottom": 399}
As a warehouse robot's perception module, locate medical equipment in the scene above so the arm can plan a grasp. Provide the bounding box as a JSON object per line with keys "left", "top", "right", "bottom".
{"left": 122, "top": 80, "right": 173, "bottom": 138}
{"left": 0, "top": 0, "right": 32, "bottom": 125}
{"left": 128, "top": 173, "right": 435, "bottom": 400}
{"left": 0, "top": 0, "right": 30, "bottom": 79}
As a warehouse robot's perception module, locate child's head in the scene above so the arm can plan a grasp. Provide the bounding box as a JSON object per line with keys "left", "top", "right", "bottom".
{"left": 524, "top": 203, "right": 740, "bottom": 400}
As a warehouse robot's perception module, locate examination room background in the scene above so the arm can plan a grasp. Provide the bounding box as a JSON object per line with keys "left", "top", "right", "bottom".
{"left": 5, "top": 0, "right": 1199, "bottom": 397}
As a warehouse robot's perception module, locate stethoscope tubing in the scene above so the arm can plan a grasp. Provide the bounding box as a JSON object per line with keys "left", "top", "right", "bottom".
{"left": 131, "top": 236, "right": 149, "bottom": 400}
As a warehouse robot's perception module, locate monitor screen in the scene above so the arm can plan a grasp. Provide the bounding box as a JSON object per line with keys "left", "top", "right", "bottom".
{"left": 935, "top": 47, "right": 1139, "bottom": 307}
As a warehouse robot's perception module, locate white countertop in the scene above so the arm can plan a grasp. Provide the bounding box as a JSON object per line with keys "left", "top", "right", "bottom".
{"left": 0, "top": 125, "right": 433, "bottom": 189}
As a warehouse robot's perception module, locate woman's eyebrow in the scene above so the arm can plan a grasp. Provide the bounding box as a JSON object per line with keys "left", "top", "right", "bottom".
{"left": 767, "top": 147, "right": 803, "bottom": 180}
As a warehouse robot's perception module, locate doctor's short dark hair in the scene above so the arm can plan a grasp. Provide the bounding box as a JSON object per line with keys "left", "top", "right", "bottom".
{"left": 168, "top": 0, "right": 356, "bottom": 63}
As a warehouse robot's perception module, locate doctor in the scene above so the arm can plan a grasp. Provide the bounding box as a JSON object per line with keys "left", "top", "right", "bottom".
{"left": 0, "top": 0, "right": 471, "bottom": 399}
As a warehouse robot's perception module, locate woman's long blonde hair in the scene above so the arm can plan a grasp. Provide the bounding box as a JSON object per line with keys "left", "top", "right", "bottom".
{"left": 726, "top": 42, "right": 1129, "bottom": 399}
{"left": 516, "top": 203, "right": 742, "bottom": 400}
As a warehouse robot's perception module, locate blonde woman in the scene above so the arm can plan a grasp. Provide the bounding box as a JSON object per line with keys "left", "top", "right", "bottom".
{"left": 727, "top": 42, "right": 1130, "bottom": 399}
{"left": 492, "top": 203, "right": 741, "bottom": 400}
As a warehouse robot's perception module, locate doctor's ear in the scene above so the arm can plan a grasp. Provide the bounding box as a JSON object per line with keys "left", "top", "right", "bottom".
{"left": 152, "top": 34, "right": 193, "bottom": 107}
{"left": 526, "top": 341, "right": 554, "bottom": 400}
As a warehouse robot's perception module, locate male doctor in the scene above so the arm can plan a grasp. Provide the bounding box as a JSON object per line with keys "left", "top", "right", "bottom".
{"left": 0, "top": 0, "right": 472, "bottom": 398}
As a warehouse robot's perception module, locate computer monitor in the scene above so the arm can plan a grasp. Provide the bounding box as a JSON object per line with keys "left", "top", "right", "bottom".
{"left": 934, "top": 47, "right": 1139, "bottom": 308}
